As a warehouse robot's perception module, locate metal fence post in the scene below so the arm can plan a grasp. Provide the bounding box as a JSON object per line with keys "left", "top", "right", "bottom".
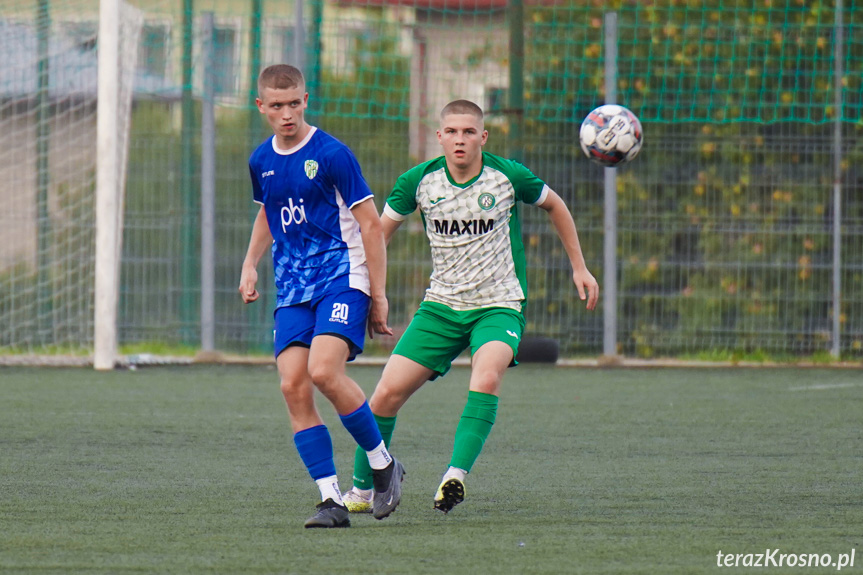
{"left": 201, "top": 13, "right": 215, "bottom": 353}
{"left": 603, "top": 12, "right": 619, "bottom": 359}
{"left": 832, "top": 0, "right": 844, "bottom": 358}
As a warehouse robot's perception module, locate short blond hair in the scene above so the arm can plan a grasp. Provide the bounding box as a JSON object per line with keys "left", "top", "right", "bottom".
{"left": 440, "top": 99, "right": 484, "bottom": 122}
{"left": 258, "top": 64, "right": 305, "bottom": 96}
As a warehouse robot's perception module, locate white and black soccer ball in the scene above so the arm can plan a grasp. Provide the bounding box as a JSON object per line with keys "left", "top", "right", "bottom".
{"left": 579, "top": 104, "right": 643, "bottom": 167}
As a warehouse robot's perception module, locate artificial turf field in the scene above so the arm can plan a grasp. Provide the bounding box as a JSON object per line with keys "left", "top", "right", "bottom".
{"left": 1, "top": 364, "right": 860, "bottom": 574}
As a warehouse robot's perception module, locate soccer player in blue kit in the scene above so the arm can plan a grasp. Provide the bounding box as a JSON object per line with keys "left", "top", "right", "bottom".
{"left": 239, "top": 64, "right": 404, "bottom": 528}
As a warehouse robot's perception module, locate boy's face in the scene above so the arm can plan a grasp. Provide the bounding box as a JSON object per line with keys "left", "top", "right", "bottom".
{"left": 256, "top": 85, "right": 308, "bottom": 146}
{"left": 437, "top": 113, "right": 488, "bottom": 173}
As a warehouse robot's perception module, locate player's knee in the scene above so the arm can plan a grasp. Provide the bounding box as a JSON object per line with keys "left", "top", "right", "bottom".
{"left": 279, "top": 375, "right": 309, "bottom": 402}
{"left": 307, "top": 362, "right": 340, "bottom": 392}
{"left": 469, "top": 371, "right": 503, "bottom": 395}
{"left": 368, "top": 392, "right": 388, "bottom": 414}
{"left": 369, "top": 385, "right": 402, "bottom": 415}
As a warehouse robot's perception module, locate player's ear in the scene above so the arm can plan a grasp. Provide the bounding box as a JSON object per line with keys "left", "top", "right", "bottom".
{"left": 481, "top": 130, "right": 488, "bottom": 145}
{"left": 255, "top": 98, "right": 264, "bottom": 112}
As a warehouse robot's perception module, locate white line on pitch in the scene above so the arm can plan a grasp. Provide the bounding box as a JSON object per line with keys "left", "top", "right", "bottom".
{"left": 788, "top": 382, "right": 863, "bottom": 391}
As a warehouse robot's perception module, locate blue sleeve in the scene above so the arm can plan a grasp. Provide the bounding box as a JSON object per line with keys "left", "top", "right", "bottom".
{"left": 249, "top": 161, "right": 264, "bottom": 204}
{"left": 327, "top": 145, "right": 374, "bottom": 208}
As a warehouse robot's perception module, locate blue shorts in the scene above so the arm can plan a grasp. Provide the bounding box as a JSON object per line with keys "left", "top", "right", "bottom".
{"left": 274, "top": 288, "right": 370, "bottom": 361}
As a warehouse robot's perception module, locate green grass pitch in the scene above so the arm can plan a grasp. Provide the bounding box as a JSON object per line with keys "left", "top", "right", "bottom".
{"left": 1, "top": 365, "right": 860, "bottom": 574}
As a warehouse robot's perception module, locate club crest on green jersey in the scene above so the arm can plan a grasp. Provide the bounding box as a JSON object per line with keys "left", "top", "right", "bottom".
{"left": 478, "top": 192, "right": 496, "bottom": 211}
{"left": 304, "top": 160, "right": 319, "bottom": 179}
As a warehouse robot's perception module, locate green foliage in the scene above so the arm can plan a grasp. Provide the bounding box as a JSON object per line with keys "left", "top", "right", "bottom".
{"left": 605, "top": 119, "right": 863, "bottom": 357}
{"left": 527, "top": 1, "right": 863, "bottom": 124}
{"left": 491, "top": 2, "right": 859, "bottom": 357}
{"left": 316, "top": 27, "right": 412, "bottom": 196}
{"left": 112, "top": 2, "right": 863, "bottom": 359}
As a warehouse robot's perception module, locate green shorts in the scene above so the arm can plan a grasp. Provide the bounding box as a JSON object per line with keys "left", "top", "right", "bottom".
{"left": 392, "top": 301, "right": 526, "bottom": 378}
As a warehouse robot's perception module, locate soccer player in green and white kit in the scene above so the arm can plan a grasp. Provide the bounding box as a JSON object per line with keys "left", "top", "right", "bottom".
{"left": 343, "top": 99, "right": 599, "bottom": 514}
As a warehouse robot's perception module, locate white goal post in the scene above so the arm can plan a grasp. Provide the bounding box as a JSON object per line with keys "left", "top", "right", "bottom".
{"left": 94, "top": 0, "right": 142, "bottom": 370}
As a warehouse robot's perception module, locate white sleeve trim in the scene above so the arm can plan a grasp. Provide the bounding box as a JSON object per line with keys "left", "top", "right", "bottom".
{"left": 348, "top": 193, "right": 375, "bottom": 210}
{"left": 532, "top": 184, "right": 552, "bottom": 206}
{"left": 383, "top": 203, "right": 408, "bottom": 221}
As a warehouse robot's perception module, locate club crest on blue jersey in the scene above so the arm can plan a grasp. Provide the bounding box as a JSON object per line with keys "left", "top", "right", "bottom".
{"left": 304, "top": 160, "right": 319, "bottom": 179}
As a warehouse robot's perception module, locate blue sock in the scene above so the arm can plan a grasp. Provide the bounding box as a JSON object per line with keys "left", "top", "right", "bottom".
{"left": 339, "top": 402, "right": 384, "bottom": 452}
{"left": 293, "top": 425, "right": 336, "bottom": 481}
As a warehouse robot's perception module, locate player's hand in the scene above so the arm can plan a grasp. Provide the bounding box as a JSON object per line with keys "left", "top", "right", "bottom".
{"left": 239, "top": 266, "right": 259, "bottom": 304}
{"left": 367, "top": 296, "right": 393, "bottom": 338}
{"left": 573, "top": 268, "right": 599, "bottom": 310}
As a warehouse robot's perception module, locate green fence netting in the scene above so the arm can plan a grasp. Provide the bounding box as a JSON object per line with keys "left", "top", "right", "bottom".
{"left": 1, "top": 0, "right": 861, "bottom": 359}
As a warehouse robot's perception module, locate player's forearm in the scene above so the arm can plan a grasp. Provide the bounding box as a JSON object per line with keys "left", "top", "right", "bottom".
{"left": 547, "top": 202, "right": 590, "bottom": 272}
{"left": 352, "top": 200, "right": 389, "bottom": 300}
{"left": 243, "top": 208, "right": 272, "bottom": 270}
{"left": 361, "top": 222, "right": 388, "bottom": 301}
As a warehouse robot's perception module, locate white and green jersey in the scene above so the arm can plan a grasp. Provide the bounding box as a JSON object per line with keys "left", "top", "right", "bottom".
{"left": 383, "top": 152, "right": 550, "bottom": 311}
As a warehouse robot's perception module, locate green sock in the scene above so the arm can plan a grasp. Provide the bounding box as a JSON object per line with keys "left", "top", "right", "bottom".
{"left": 450, "top": 390, "right": 499, "bottom": 473}
{"left": 352, "top": 414, "right": 396, "bottom": 490}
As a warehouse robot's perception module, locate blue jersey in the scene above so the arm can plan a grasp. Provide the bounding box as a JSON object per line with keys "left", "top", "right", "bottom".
{"left": 249, "top": 127, "right": 374, "bottom": 308}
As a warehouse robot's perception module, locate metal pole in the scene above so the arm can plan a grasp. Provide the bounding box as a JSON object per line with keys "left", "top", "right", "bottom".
{"left": 294, "top": 0, "right": 305, "bottom": 71}
{"left": 249, "top": 0, "right": 262, "bottom": 109}
{"left": 508, "top": 0, "right": 524, "bottom": 163}
{"left": 36, "top": 0, "right": 51, "bottom": 345}
{"left": 180, "top": 0, "right": 197, "bottom": 343}
{"left": 602, "top": 12, "right": 619, "bottom": 359}
{"left": 831, "top": 0, "right": 844, "bottom": 358}
{"left": 247, "top": 0, "right": 271, "bottom": 352}
{"left": 307, "top": 0, "right": 323, "bottom": 107}
{"left": 201, "top": 13, "right": 216, "bottom": 353}
{"left": 248, "top": 0, "right": 262, "bottom": 133}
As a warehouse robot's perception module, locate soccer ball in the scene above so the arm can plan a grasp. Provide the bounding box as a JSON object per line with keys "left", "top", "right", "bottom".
{"left": 579, "top": 104, "right": 643, "bottom": 167}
